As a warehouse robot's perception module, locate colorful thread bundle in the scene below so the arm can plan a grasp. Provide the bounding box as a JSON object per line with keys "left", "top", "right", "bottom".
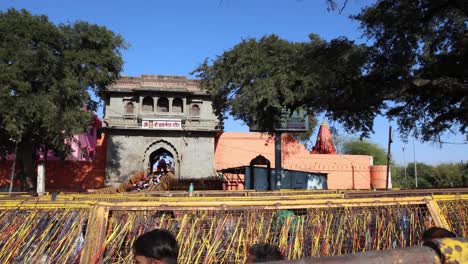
{"left": 101, "top": 205, "right": 433, "bottom": 263}
{"left": 438, "top": 200, "right": 468, "bottom": 237}
{"left": 0, "top": 209, "right": 88, "bottom": 263}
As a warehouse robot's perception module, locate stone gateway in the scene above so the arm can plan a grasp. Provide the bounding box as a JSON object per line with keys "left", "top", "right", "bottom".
{"left": 103, "top": 75, "right": 219, "bottom": 186}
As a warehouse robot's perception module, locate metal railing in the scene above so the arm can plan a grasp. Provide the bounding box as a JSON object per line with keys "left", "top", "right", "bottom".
{"left": 0, "top": 191, "right": 465, "bottom": 263}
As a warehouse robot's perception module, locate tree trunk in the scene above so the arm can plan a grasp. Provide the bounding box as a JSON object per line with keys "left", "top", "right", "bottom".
{"left": 8, "top": 141, "right": 18, "bottom": 194}
{"left": 18, "top": 138, "right": 37, "bottom": 196}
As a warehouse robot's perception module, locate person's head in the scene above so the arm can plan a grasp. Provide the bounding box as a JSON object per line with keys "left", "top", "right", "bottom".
{"left": 133, "top": 229, "right": 178, "bottom": 264}
{"left": 247, "top": 243, "right": 283, "bottom": 263}
{"left": 422, "top": 227, "right": 456, "bottom": 246}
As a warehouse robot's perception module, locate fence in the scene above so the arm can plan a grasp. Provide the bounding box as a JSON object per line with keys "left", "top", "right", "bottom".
{"left": 0, "top": 191, "right": 466, "bottom": 263}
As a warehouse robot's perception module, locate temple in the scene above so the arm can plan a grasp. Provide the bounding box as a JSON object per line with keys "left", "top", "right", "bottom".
{"left": 0, "top": 75, "right": 390, "bottom": 191}
{"left": 215, "top": 131, "right": 388, "bottom": 190}
{"left": 102, "top": 75, "right": 220, "bottom": 186}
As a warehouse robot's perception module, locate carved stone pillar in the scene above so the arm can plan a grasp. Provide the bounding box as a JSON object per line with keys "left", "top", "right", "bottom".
{"left": 169, "top": 98, "right": 174, "bottom": 113}
{"left": 154, "top": 97, "right": 159, "bottom": 113}
{"left": 138, "top": 96, "right": 142, "bottom": 115}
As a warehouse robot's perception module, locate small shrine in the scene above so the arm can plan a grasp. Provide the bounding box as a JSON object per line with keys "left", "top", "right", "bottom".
{"left": 311, "top": 121, "right": 337, "bottom": 154}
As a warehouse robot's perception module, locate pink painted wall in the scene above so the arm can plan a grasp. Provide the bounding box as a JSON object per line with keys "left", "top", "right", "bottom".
{"left": 47, "top": 115, "right": 101, "bottom": 161}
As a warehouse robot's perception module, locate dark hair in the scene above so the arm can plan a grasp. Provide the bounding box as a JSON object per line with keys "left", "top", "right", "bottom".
{"left": 249, "top": 243, "right": 283, "bottom": 262}
{"left": 422, "top": 227, "right": 456, "bottom": 241}
{"left": 133, "top": 229, "right": 178, "bottom": 264}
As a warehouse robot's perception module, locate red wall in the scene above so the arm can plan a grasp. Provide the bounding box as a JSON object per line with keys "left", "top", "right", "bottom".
{"left": 0, "top": 135, "right": 107, "bottom": 192}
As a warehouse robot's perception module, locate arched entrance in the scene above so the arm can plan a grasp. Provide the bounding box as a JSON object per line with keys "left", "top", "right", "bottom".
{"left": 143, "top": 140, "right": 180, "bottom": 178}
{"left": 149, "top": 148, "right": 175, "bottom": 175}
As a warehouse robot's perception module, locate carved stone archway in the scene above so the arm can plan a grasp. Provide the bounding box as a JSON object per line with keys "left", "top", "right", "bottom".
{"left": 142, "top": 140, "right": 180, "bottom": 178}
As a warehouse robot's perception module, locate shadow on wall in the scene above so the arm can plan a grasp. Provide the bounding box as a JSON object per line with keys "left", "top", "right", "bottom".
{"left": 260, "top": 134, "right": 305, "bottom": 160}
{"left": 105, "top": 136, "right": 124, "bottom": 185}
{"left": 281, "top": 134, "right": 304, "bottom": 160}
{"left": 46, "top": 134, "right": 110, "bottom": 192}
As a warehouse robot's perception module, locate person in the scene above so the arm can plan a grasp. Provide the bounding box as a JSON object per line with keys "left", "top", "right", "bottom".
{"left": 157, "top": 158, "right": 168, "bottom": 174}
{"left": 246, "top": 243, "right": 284, "bottom": 263}
{"left": 422, "top": 227, "right": 456, "bottom": 246}
{"left": 133, "top": 229, "right": 178, "bottom": 264}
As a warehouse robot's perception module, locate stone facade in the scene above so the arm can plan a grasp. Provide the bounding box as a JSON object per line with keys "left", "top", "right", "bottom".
{"left": 103, "top": 75, "right": 219, "bottom": 186}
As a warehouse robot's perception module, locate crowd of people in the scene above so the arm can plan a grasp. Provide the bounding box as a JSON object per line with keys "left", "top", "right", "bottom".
{"left": 127, "top": 155, "right": 174, "bottom": 192}
{"left": 132, "top": 227, "right": 457, "bottom": 263}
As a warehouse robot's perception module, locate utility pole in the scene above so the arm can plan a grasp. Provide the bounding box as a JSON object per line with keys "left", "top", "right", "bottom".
{"left": 386, "top": 126, "right": 392, "bottom": 189}
{"left": 413, "top": 137, "right": 418, "bottom": 188}
{"left": 274, "top": 131, "right": 281, "bottom": 191}
{"left": 462, "top": 160, "right": 466, "bottom": 187}
{"left": 402, "top": 147, "right": 407, "bottom": 180}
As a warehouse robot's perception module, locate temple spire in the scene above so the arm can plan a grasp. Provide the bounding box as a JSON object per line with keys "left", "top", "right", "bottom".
{"left": 311, "top": 120, "right": 337, "bottom": 154}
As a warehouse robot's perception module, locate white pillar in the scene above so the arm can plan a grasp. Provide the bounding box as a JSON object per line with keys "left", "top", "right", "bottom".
{"left": 388, "top": 169, "right": 392, "bottom": 189}
{"left": 138, "top": 96, "right": 142, "bottom": 114}
{"left": 182, "top": 98, "right": 187, "bottom": 114}
{"left": 37, "top": 162, "right": 46, "bottom": 194}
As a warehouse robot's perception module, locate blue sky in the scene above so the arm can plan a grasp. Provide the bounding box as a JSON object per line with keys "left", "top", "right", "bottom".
{"left": 1, "top": 0, "right": 466, "bottom": 165}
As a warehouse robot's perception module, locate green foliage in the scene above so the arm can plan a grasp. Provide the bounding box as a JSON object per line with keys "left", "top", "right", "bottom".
{"left": 0, "top": 9, "right": 125, "bottom": 187}
{"left": 390, "top": 166, "right": 410, "bottom": 188}
{"left": 193, "top": 35, "right": 305, "bottom": 131}
{"left": 192, "top": 34, "right": 370, "bottom": 135}
{"left": 292, "top": 114, "right": 318, "bottom": 149}
{"left": 353, "top": 0, "right": 467, "bottom": 141}
{"left": 341, "top": 138, "right": 388, "bottom": 165}
{"left": 392, "top": 162, "right": 467, "bottom": 189}
{"left": 193, "top": 0, "right": 467, "bottom": 142}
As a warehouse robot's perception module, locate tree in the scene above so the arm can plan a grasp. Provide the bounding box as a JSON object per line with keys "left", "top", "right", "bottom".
{"left": 193, "top": 0, "right": 467, "bottom": 142}
{"left": 0, "top": 9, "right": 125, "bottom": 193}
{"left": 391, "top": 165, "right": 414, "bottom": 189}
{"left": 340, "top": 138, "right": 387, "bottom": 165}
{"left": 192, "top": 34, "right": 369, "bottom": 135}
{"left": 433, "top": 163, "right": 465, "bottom": 187}
{"left": 404, "top": 163, "right": 438, "bottom": 188}
{"left": 353, "top": 0, "right": 467, "bottom": 142}
{"left": 393, "top": 162, "right": 466, "bottom": 189}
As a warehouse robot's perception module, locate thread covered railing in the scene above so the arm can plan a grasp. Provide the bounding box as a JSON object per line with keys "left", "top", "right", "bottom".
{"left": 0, "top": 192, "right": 465, "bottom": 263}
{"left": 99, "top": 204, "right": 433, "bottom": 263}
{"left": 435, "top": 194, "right": 468, "bottom": 237}
{"left": 0, "top": 208, "right": 89, "bottom": 263}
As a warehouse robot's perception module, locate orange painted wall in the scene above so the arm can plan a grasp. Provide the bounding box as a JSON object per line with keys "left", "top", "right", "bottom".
{"left": 0, "top": 132, "right": 387, "bottom": 192}
{"left": 370, "top": 165, "right": 390, "bottom": 189}
{"left": 0, "top": 135, "right": 107, "bottom": 192}
{"left": 215, "top": 132, "right": 381, "bottom": 190}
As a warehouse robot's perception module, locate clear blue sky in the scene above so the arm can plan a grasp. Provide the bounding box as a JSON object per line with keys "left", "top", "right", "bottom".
{"left": 1, "top": 0, "right": 466, "bottom": 165}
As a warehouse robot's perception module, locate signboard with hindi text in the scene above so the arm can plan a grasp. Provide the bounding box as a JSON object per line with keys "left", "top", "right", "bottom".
{"left": 141, "top": 119, "right": 182, "bottom": 129}
{"left": 249, "top": 109, "right": 309, "bottom": 132}
{"left": 275, "top": 109, "right": 309, "bottom": 132}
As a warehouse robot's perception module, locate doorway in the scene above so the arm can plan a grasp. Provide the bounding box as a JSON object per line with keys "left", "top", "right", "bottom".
{"left": 149, "top": 148, "right": 175, "bottom": 175}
